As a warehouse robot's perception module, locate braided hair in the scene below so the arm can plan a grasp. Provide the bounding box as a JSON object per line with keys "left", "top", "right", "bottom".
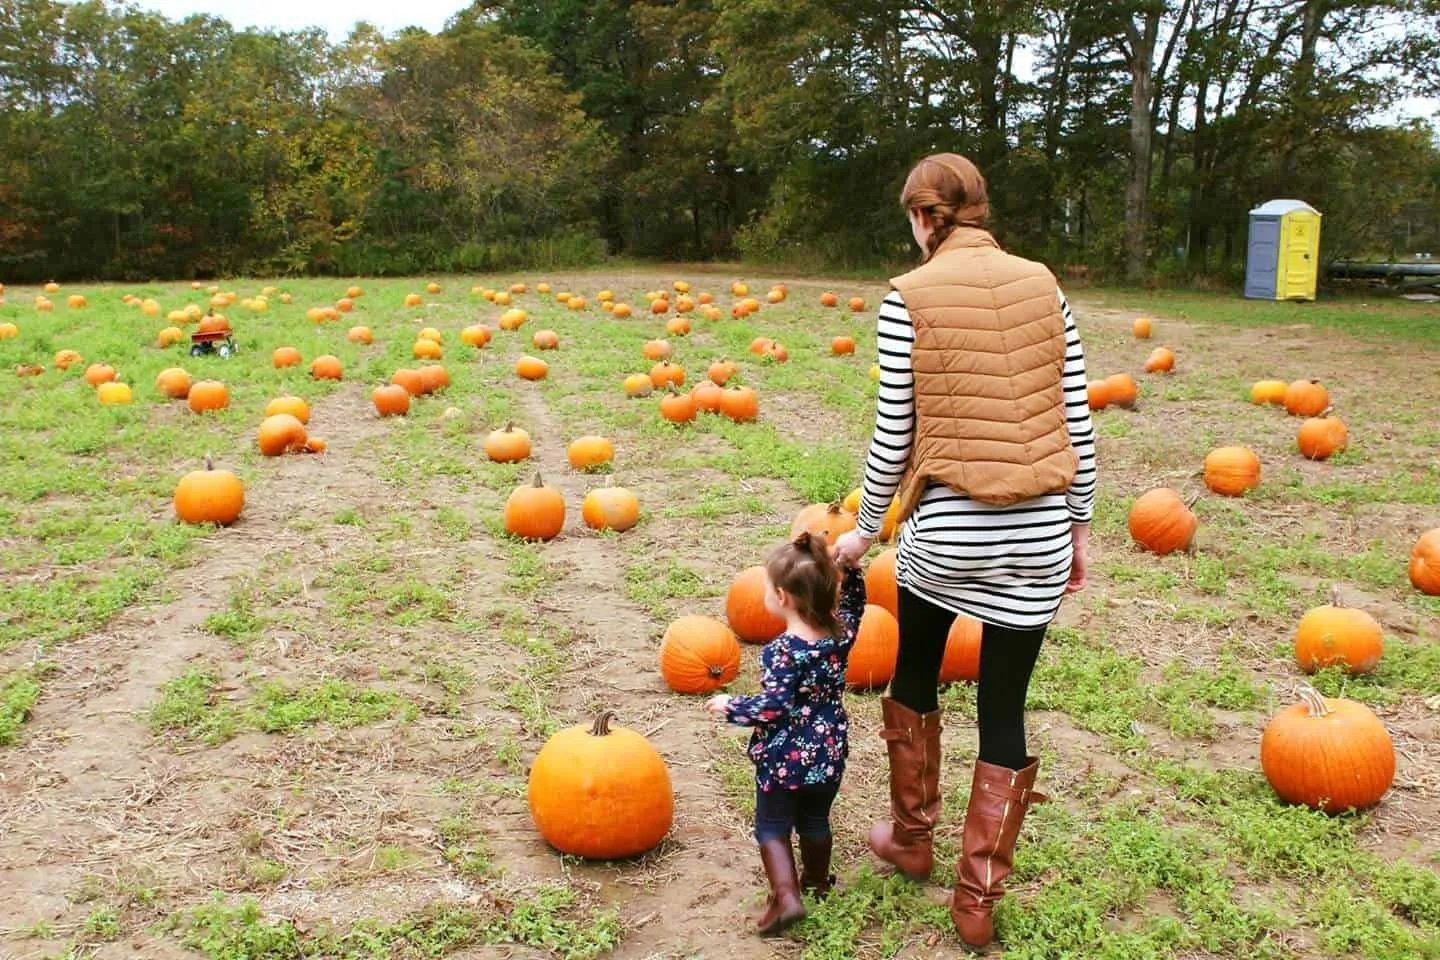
{"left": 899, "top": 153, "right": 991, "bottom": 262}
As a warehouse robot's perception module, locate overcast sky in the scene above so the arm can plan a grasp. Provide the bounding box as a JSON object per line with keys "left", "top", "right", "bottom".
{"left": 135, "top": 0, "right": 1438, "bottom": 126}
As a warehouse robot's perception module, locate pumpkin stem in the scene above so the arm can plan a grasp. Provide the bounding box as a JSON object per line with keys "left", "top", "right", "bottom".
{"left": 505, "top": 420, "right": 515, "bottom": 432}
{"left": 1319, "top": 406, "right": 1334, "bottom": 418}
{"left": 590, "top": 711, "right": 616, "bottom": 736}
{"left": 1330, "top": 584, "right": 1343, "bottom": 608}
{"left": 204, "top": 453, "right": 214, "bottom": 472}
{"left": 1297, "top": 684, "right": 1330, "bottom": 718}
{"left": 1185, "top": 493, "right": 1202, "bottom": 509}
{"left": 532, "top": 472, "right": 545, "bottom": 488}
{"left": 707, "top": 665, "right": 724, "bottom": 678}
{"left": 827, "top": 501, "right": 843, "bottom": 515}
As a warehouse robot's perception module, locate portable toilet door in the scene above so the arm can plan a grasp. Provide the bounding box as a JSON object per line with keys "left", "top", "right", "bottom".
{"left": 1245, "top": 199, "right": 1321, "bottom": 301}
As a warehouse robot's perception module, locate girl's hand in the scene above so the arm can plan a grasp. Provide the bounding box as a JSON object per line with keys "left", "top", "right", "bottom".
{"left": 832, "top": 530, "right": 873, "bottom": 569}
{"left": 706, "top": 694, "right": 732, "bottom": 718}
{"left": 1066, "top": 523, "right": 1089, "bottom": 594}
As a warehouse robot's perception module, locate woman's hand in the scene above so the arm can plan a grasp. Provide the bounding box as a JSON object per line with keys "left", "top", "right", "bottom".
{"left": 1066, "top": 523, "right": 1089, "bottom": 594}
{"left": 832, "top": 530, "right": 874, "bottom": 569}
{"left": 706, "top": 694, "right": 732, "bottom": 718}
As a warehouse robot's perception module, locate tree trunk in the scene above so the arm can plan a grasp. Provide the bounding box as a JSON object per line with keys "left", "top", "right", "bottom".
{"left": 1123, "top": 12, "right": 1160, "bottom": 283}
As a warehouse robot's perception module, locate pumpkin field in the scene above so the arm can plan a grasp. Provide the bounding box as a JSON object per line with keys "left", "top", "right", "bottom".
{"left": 1, "top": 273, "right": 1439, "bottom": 960}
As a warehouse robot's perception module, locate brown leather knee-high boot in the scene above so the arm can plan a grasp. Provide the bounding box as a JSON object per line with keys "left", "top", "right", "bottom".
{"left": 867, "top": 697, "right": 944, "bottom": 881}
{"left": 950, "top": 756, "right": 1046, "bottom": 949}
{"left": 757, "top": 838, "right": 807, "bottom": 935}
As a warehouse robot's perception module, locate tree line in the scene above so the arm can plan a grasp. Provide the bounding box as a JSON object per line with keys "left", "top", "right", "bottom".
{"left": 1, "top": 0, "right": 1437, "bottom": 283}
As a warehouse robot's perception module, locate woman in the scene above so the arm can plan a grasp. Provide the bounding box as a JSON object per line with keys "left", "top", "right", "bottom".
{"left": 832, "top": 152, "right": 1096, "bottom": 951}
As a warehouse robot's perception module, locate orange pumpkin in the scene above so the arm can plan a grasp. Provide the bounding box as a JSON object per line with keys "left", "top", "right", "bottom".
{"left": 391, "top": 368, "right": 425, "bottom": 396}
{"left": 372, "top": 384, "right": 411, "bottom": 417}
{"left": 413, "top": 338, "right": 443, "bottom": 360}
{"left": 265, "top": 396, "right": 309, "bottom": 424}
{"left": 527, "top": 711, "right": 673, "bottom": 858}
{"left": 649, "top": 362, "right": 685, "bottom": 390}
{"left": 1284, "top": 379, "right": 1330, "bottom": 417}
{"left": 651, "top": 298, "right": 670, "bottom": 315}
{"left": 1132, "top": 317, "right": 1152, "bottom": 338}
{"left": 643, "top": 339, "right": 672, "bottom": 361}
{"left": 54, "top": 349, "right": 82, "bottom": 371}
{"left": 732, "top": 281, "right": 749, "bottom": 297}
{"left": 257, "top": 414, "right": 309, "bottom": 457}
{"left": 346, "top": 285, "right": 363, "bottom": 299}
{"left": 273, "top": 347, "right": 302, "bottom": 369}
{"left": 749, "top": 336, "right": 773, "bottom": 356}
{"left": 504, "top": 473, "right": 565, "bottom": 540}
{"left": 532, "top": 329, "right": 560, "bottom": 350}
{"left": 832, "top": 336, "right": 856, "bottom": 355}
{"left": 691, "top": 380, "right": 723, "bottom": 414}
{"left": 1298, "top": 414, "right": 1348, "bottom": 461}
{"left": 613, "top": 303, "right": 633, "bottom": 318}
{"left": 582, "top": 486, "right": 641, "bottom": 533}
{"left": 187, "top": 380, "right": 229, "bottom": 414}
{"left": 1202, "top": 446, "right": 1261, "bottom": 497}
{"left": 865, "top": 549, "right": 898, "bottom": 618}
{"left": 1127, "top": 488, "right": 1197, "bottom": 556}
{"left": 726, "top": 565, "right": 785, "bottom": 644}
{"left": 666, "top": 316, "right": 691, "bottom": 336}
{"left": 846, "top": 605, "right": 899, "bottom": 689}
{"left": 820, "top": 292, "right": 839, "bottom": 307}
{"left": 461, "top": 324, "right": 492, "bottom": 347}
{"left": 1410, "top": 528, "right": 1440, "bottom": 596}
{"left": 708, "top": 359, "right": 737, "bottom": 385}
{"left": 174, "top": 457, "right": 245, "bottom": 525}
{"left": 623, "top": 373, "right": 654, "bottom": 398}
{"left": 848, "top": 297, "right": 866, "bottom": 313}
{"left": 1295, "top": 592, "right": 1384, "bottom": 675}
{"left": 404, "top": 293, "right": 423, "bottom": 307}
{"left": 197, "top": 313, "right": 230, "bottom": 335}
{"left": 1105, "top": 373, "right": 1139, "bottom": 408}
{"left": 84, "top": 363, "right": 117, "bottom": 387}
{"left": 659, "top": 387, "right": 697, "bottom": 424}
{"left": 97, "top": 381, "right": 132, "bottom": 405}
{"left": 1260, "top": 686, "right": 1394, "bottom": 813}
{"left": 310, "top": 356, "right": 342, "bottom": 380}
{"left": 1087, "top": 380, "right": 1111, "bottom": 411}
{"left": 418, "top": 364, "right": 450, "bottom": 394}
{"left": 516, "top": 356, "right": 549, "bottom": 381}
{"left": 1144, "top": 347, "right": 1175, "bottom": 373}
{"left": 346, "top": 325, "right": 373, "bottom": 344}
{"left": 791, "top": 501, "right": 857, "bottom": 543}
{"left": 335, "top": 298, "right": 354, "bottom": 314}
{"left": 939, "top": 615, "right": 983, "bottom": 684}
{"left": 567, "top": 435, "right": 614, "bottom": 471}
{"left": 720, "top": 385, "right": 759, "bottom": 423}
{"left": 765, "top": 342, "right": 789, "bottom": 363}
{"left": 1251, "top": 379, "right": 1287, "bottom": 405}
{"left": 155, "top": 367, "right": 192, "bottom": 399}
{"left": 485, "top": 422, "right": 532, "bottom": 463}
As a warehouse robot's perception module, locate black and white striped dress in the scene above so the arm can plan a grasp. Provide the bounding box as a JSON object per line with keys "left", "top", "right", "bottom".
{"left": 855, "top": 290, "right": 1097, "bottom": 630}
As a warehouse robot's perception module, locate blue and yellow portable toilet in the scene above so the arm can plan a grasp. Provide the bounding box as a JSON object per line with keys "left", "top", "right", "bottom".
{"left": 1244, "top": 199, "right": 1321, "bottom": 300}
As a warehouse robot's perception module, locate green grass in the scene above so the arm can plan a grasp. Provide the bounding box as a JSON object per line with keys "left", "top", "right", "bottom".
{"left": 0, "top": 665, "right": 44, "bottom": 746}
{"left": 1088, "top": 287, "right": 1440, "bottom": 346}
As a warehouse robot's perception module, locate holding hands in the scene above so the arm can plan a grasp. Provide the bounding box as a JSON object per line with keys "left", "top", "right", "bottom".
{"left": 831, "top": 529, "right": 873, "bottom": 570}
{"left": 706, "top": 694, "right": 732, "bottom": 718}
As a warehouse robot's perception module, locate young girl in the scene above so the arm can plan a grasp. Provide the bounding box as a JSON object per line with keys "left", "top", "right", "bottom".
{"left": 706, "top": 532, "right": 866, "bottom": 935}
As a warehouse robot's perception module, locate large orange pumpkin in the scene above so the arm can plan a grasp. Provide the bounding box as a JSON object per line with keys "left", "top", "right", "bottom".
{"left": 1410, "top": 528, "right": 1440, "bottom": 595}
{"left": 691, "top": 380, "right": 723, "bottom": 414}
{"left": 659, "top": 388, "right": 697, "bottom": 424}
{"left": 418, "top": 364, "right": 450, "bottom": 394}
{"left": 865, "top": 549, "right": 898, "bottom": 618}
{"left": 567, "top": 435, "right": 614, "bottom": 471}
{"left": 187, "top": 380, "right": 229, "bottom": 414}
{"left": 310, "top": 355, "right": 343, "bottom": 380}
{"left": 372, "top": 384, "right": 411, "bottom": 417}
{"left": 1298, "top": 414, "right": 1348, "bottom": 461}
{"left": 582, "top": 486, "right": 640, "bottom": 532}
{"left": 516, "top": 356, "right": 549, "bottom": 381}
{"left": 1283, "top": 379, "right": 1329, "bottom": 417}
{"left": 1260, "top": 686, "right": 1394, "bottom": 814}
{"left": 1087, "top": 380, "right": 1111, "bottom": 411}
{"left": 155, "top": 367, "right": 192, "bottom": 399}
{"left": 1250, "top": 379, "right": 1287, "bottom": 405}
{"left": 846, "top": 605, "right": 899, "bottom": 689}
{"left": 174, "top": 458, "right": 245, "bottom": 525}
{"left": 257, "top": 414, "right": 309, "bottom": 457}
{"left": 1132, "top": 317, "right": 1152, "bottom": 338}
{"left": 1294, "top": 592, "right": 1384, "bottom": 675}
{"left": 485, "top": 422, "right": 532, "bottom": 463}
{"left": 623, "top": 374, "right": 654, "bottom": 398}
{"left": 720, "top": 385, "right": 759, "bottom": 423}
{"left": 265, "top": 396, "right": 310, "bottom": 424}
{"left": 1144, "top": 347, "right": 1175, "bottom": 373}
{"left": 791, "top": 502, "right": 857, "bottom": 543}
{"left": 532, "top": 329, "right": 560, "bottom": 350}
{"left": 504, "top": 474, "right": 565, "bottom": 540}
{"left": 1105, "top": 374, "right": 1139, "bottom": 408}
{"left": 708, "top": 359, "right": 737, "bottom": 385}
{"left": 650, "top": 362, "right": 685, "bottom": 390}
{"left": 273, "top": 347, "right": 302, "bottom": 369}
{"left": 84, "top": 363, "right": 117, "bottom": 387}
{"left": 528, "top": 711, "right": 673, "bottom": 859}
{"left": 1128, "top": 488, "right": 1197, "bottom": 555}
{"left": 658, "top": 616, "right": 740, "bottom": 695}
{"left": 725, "top": 565, "right": 785, "bottom": 644}
{"left": 940, "top": 614, "right": 983, "bottom": 684}
{"left": 1202, "top": 446, "right": 1261, "bottom": 497}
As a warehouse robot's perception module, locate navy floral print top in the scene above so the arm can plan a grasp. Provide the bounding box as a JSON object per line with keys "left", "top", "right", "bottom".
{"left": 725, "top": 568, "right": 865, "bottom": 791}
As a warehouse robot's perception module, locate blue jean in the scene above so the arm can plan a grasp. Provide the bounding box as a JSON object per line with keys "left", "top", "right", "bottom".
{"left": 753, "top": 781, "right": 840, "bottom": 842}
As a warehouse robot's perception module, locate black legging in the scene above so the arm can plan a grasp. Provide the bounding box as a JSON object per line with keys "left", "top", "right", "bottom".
{"left": 891, "top": 586, "right": 1046, "bottom": 771}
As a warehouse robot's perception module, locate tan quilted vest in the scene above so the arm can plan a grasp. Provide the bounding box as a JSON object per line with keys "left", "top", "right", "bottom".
{"left": 890, "top": 227, "right": 1077, "bottom": 520}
